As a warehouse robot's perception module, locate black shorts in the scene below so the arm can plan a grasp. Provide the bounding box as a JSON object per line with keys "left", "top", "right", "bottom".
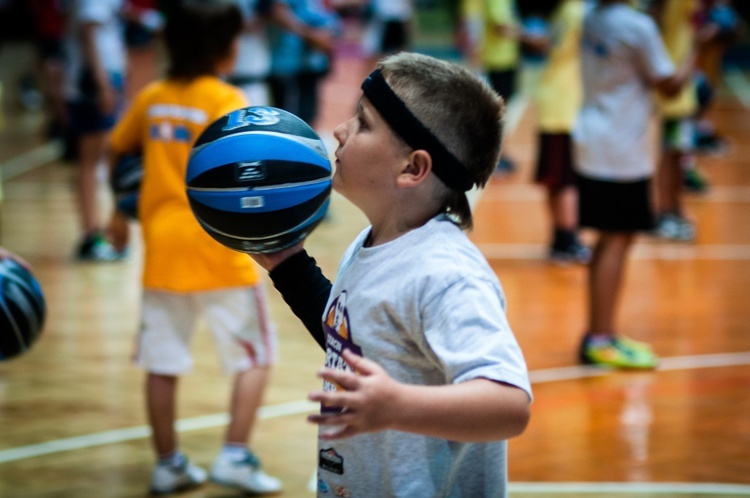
{"left": 487, "top": 69, "right": 517, "bottom": 101}
{"left": 535, "top": 133, "right": 576, "bottom": 191}
{"left": 67, "top": 101, "right": 118, "bottom": 136}
{"left": 577, "top": 173, "right": 655, "bottom": 232}
{"left": 66, "top": 71, "right": 124, "bottom": 136}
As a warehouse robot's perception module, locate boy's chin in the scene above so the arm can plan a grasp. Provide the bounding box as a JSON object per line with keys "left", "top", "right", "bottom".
{"left": 331, "top": 174, "right": 343, "bottom": 192}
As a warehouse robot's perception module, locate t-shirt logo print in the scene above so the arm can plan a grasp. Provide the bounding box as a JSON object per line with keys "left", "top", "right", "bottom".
{"left": 321, "top": 291, "right": 362, "bottom": 415}
{"left": 318, "top": 447, "right": 344, "bottom": 475}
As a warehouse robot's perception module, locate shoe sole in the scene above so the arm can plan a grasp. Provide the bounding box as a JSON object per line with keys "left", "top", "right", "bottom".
{"left": 149, "top": 480, "right": 205, "bottom": 496}
{"left": 210, "top": 475, "right": 282, "bottom": 494}
{"left": 580, "top": 353, "right": 658, "bottom": 370}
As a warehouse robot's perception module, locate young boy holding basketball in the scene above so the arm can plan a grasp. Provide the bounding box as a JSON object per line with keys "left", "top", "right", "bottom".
{"left": 108, "top": 1, "right": 280, "bottom": 494}
{"left": 253, "top": 52, "right": 532, "bottom": 496}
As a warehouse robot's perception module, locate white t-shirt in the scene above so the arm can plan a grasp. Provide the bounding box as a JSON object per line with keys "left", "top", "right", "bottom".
{"left": 63, "top": 0, "right": 127, "bottom": 101}
{"left": 371, "top": 0, "right": 413, "bottom": 21}
{"left": 573, "top": 3, "right": 674, "bottom": 181}
{"left": 314, "top": 215, "right": 531, "bottom": 497}
{"left": 232, "top": 0, "right": 272, "bottom": 78}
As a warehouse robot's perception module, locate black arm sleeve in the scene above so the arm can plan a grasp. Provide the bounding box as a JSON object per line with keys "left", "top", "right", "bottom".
{"left": 268, "top": 250, "right": 331, "bottom": 351}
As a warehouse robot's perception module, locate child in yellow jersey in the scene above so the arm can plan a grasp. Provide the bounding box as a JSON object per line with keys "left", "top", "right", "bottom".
{"left": 454, "top": 0, "right": 484, "bottom": 68}
{"left": 533, "top": 0, "right": 590, "bottom": 263}
{"left": 108, "top": 1, "right": 280, "bottom": 494}
{"left": 479, "top": 0, "right": 522, "bottom": 173}
{"left": 652, "top": 0, "right": 701, "bottom": 241}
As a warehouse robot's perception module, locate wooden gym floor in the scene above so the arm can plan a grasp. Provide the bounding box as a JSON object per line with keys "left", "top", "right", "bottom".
{"left": 0, "top": 39, "right": 749, "bottom": 497}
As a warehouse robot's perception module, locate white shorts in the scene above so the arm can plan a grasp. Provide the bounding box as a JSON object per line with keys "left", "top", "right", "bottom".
{"left": 134, "top": 286, "right": 277, "bottom": 375}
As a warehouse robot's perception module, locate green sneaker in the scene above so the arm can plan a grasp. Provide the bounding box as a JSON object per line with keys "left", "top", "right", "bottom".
{"left": 75, "top": 232, "right": 126, "bottom": 262}
{"left": 580, "top": 334, "right": 658, "bottom": 369}
{"left": 683, "top": 167, "right": 709, "bottom": 193}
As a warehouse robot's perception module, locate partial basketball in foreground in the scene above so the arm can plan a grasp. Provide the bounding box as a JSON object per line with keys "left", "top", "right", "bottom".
{"left": 0, "top": 258, "right": 46, "bottom": 361}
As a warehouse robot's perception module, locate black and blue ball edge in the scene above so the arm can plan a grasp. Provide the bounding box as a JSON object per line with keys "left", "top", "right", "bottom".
{"left": 0, "top": 258, "right": 46, "bottom": 361}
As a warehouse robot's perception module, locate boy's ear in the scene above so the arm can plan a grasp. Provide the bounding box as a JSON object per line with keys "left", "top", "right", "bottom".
{"left": 397, "top": 149, "right": 432, "bottom": 188}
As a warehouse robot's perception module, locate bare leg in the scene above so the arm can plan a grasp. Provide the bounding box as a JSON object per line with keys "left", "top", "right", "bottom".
{"left": 225, "top": 367, "right": 270, "bottom": 445}
{"left": 107, "top": 210, "right": 130, "bottom": 252}
{"left": 587, "top": 231, "right": 634, "bottom": 335}
{"left": 147, "top": 373, "right": 178, "bottom": 457}
{"left": 549, "top": 185, "right": 578, "bottom": 231}
{"left": 656, "top": 150, "right": 682, "bottom": 215}
{"left": 76, "top": 131, "right": 108, "bottom": 235}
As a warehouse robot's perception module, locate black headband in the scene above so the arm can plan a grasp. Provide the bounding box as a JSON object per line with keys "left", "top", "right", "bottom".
{"left": 361, "top": 69, "right": 474, "bottom": 192}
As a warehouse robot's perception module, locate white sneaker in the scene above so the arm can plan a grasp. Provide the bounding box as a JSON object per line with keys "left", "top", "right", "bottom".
{"left": 150, "top": 454, "right": 207, "bottom": 494}
{"left": 654, "top": 214, "right": 696, "bottom": 242}
{"left": 210, "top": 451, "right": 282, "bottom": 494}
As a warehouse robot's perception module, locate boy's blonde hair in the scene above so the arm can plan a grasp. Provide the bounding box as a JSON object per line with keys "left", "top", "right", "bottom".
{"left": 377, "top": 53, "right": 505, "bottom": 229}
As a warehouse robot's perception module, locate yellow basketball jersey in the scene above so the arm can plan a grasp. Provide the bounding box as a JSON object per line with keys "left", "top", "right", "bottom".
{"left": 110, "top": 76, "right": 260, "bottom": 291}
{"left": 535, "top": 0, "right": 585, "bottom": 132}
{"left": 480, "top": 0, "right": 521, "bottom": 71}
{"left": 657, "top": 0, "right": 699, "bottom": 118}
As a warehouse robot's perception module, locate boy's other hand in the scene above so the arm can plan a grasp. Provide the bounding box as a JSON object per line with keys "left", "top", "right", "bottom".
{"left": 248, "top": 242, "right": 305, "bottom": 271}
{"left": 307, "top": 348, "right": 401, "bottom": 439}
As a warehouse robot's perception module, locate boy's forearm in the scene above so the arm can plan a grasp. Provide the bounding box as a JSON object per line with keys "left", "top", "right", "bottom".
{"left": 391, "top": 379, "right": 530, "bottom": 443}
{"left": 267, "top": 249, "right": 331, "bottom": 350}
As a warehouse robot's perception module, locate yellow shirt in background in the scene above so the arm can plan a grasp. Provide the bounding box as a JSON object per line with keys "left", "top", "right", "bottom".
{"left": 110, "top": 76, "right": 260, "bottom": 292}
{"left": 535, "top": 0, "right": 585, "bottom": 132}
{"left": 657, "top": 0, "right": 699, "bottom": 118}
{"left": 461, "top": 0, "right": 482, "bottom": 18}
{"left": 480, "top": 0, "right": 520, "bottom": 71}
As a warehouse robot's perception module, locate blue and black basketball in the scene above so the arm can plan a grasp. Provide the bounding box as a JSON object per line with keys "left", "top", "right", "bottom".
{"left": 0, "top": 258, "right": 46, "bottom": 361}
{"left": 186, "top": 106, "right": 332, "bottom": 254}
{"left": 110, "top": 152, "right": 143, "bottom": 219}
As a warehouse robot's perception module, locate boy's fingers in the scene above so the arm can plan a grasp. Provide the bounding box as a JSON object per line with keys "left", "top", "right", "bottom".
{"left": 341, "top": 348, "right": 378, "bottom": 375}
{"left": 317, "top": 367, "right": 359, "bottom": 390}
{"left": 307, "top": 411, "right": 353, "bottom": 425}
{"left": 308, "top": 388, "right": 347, "bottom": 407}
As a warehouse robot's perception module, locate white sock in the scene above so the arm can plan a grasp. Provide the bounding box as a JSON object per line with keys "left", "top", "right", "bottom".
{"left": 158, "top": 450, "right": 184, "bottom": 468}
{"left": 587, "top": 334, "right": 614, "bottom": 347}
{"left": 220, "top": 444, "right": 248, "bottom": 462}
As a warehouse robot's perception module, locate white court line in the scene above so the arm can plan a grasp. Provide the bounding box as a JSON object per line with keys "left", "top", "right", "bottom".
{"left": 478, "top": 184, "right": 750, "bottom": 204}
{"left": 724, "top": 66, "right": 750, "bottom": 109}
{"left": 508, "top": 481, "right": 750, "bottom": 495}
{"left": 0, "top": 140, "right": 63, "bottom": 181}
{"left": 1, "top": 353, "right": 749, "bottom": 465}
{"left": 0, "top": 401, "right": 317, "bottom": 464}
{"left": 477, "top": 242, "right": 750, "bottom": 261}
{"left": 529, "top": 352, "right": 750, "bottom": 384}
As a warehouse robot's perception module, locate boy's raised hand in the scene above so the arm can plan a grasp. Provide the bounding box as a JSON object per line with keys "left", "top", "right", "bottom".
{"left": 247, "top": 241, "right": 305, "bottom": 272}
{"left": 307, "top": 348, "right": 401, "bottom": 440}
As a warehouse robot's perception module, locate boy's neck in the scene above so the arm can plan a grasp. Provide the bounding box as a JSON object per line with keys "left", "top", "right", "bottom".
{"left": 365, "top": 203, "right": 441, "bottom": 247}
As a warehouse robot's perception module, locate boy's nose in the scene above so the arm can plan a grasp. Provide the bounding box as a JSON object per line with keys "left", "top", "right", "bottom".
{"left": 333, "top": 122, "right": 347, "bottom": 144}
